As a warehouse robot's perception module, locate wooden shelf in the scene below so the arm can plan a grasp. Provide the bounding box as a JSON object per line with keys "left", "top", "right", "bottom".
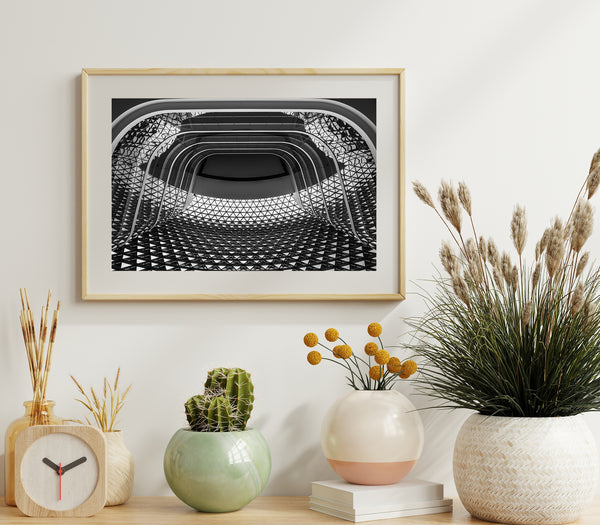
{"left": 1, "top": 496, "right": 599, "bottom": 524}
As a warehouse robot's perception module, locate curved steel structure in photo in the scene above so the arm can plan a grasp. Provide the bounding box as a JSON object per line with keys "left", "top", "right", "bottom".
{"left": 111, "top": 99, "right": 377, "bottom": 271}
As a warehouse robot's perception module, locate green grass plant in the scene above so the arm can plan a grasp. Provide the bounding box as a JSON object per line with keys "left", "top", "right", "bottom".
{"left": 411, "top": 149, "right": 600, "bottom": 417}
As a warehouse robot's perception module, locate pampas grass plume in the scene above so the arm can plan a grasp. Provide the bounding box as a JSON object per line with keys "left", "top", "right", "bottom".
{"left": 571, "top": 200, "right": 594, "bottom": 253}
{"left": 412, "top": 181, "right": 435, "bottom": 208}
{"left": 458, "top": 182, "right": 472, "bottom": 216}
{"left": 510, "top": 205, "right": 527, "bottom": 255}
{"left": 438, "top": 181, "right": 462, "bottom": 233}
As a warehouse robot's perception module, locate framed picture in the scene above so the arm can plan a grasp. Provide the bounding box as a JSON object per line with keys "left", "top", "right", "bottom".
{"left": 82, "top": 68, "right": 405, "bottom": 300}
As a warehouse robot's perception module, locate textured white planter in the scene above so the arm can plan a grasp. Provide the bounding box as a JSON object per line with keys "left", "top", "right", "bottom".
{"left": 454, "top": 413, "right": 599, "bottom": 525}
{"left": 104, "top": 431, "right": 134, "bottom": 506}
{"left": 321, "top": 390, "right": 424, "bottom": 485}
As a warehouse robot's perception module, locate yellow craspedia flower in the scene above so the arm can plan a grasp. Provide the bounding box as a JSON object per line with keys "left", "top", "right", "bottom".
{"left": 325, "top": 328, "right": 339, "bottom": 342}
{"left": 369, "top": 365, "right": 383, "bottom": 380}
{"left": 403, "top": 359, "right": 418, "bottom": 376}
{"left": 364, "top": 342, "right": 378, "bottom": 356}
{"left": 367, "top": 322, "right": 383, "bottom": 337}
{"left": 374, "top": 349, "right": 390, "bottom": 365}
{"left": 307, "top": 350, "right": 322, "bottom": 365}
{"left": 333, "top": 344, "right": 352, "bottom": 359}
{"left": 303, "top": 332, "right": 318, "bottom": 347}
{"left": 387, "top": 356, "right": 402, "bottom": 374}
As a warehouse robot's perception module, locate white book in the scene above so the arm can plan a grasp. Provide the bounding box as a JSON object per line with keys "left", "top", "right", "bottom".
{"left": 309, "top": 502, "right": 453, "bottom": 523}
{"left": 311, "top": 478, "right": 444, "bottom": 507}
{"left": 309, "top": 495, "right": 453, "bottom": 514}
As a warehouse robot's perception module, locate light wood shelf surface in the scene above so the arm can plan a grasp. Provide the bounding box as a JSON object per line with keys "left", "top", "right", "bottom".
{"left": 1, "top": 496, "right": 599, "bottom": 524}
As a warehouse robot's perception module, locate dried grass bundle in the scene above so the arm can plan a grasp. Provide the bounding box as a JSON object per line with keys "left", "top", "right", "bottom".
{"left": 71, "top": 368, "right": 132, "bottom": 432}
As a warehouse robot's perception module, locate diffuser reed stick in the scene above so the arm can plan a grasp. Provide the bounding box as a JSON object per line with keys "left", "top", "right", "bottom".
{"left": 18, "top": 289, "right": 60, "bottom": 424}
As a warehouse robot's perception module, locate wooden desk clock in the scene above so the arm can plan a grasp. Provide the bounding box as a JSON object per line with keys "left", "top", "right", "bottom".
{"left": 14, "top": 425, "right": 107, "bottom": 517}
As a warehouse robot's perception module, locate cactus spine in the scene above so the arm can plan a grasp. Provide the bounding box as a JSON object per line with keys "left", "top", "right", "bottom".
{"left": 185, "top": 368, "right": 255, "bottom": 432}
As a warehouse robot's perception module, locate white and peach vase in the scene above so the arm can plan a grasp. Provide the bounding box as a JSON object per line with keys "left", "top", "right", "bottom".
{"left": 321, "top": 390, "right": 424, "bottom": 485}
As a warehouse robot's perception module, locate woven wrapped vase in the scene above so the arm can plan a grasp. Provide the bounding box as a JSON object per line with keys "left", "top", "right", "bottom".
{"left": 454, "top": 413, "right": 598, "bottom": 525}
{"left": 104, "top": 431, "right": 134, "bottom": 506}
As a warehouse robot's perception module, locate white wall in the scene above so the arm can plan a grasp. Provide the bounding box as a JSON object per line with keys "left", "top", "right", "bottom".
{"left": 1, "top": 0, "right": 600, "bottom": 498}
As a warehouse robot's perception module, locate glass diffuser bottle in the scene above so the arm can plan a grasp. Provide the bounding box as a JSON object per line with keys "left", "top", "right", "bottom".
{"left": 4, "top": 400, "right": 63, "bottom": 505}
{"left": 6, "top": 289, "right": 62, "bottom": 506}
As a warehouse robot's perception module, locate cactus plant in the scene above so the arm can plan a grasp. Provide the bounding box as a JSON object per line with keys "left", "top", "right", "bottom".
{"left": 185, "top": 368, "right": 255, "bottom": 432}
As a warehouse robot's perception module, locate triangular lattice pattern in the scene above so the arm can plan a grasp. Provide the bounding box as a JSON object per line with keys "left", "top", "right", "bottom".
{"left": 111, "top": 106, "right": 376, "bottom": 271}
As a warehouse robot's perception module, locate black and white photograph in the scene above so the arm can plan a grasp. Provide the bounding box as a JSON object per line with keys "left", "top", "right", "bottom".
{"left": 111, "top": 98, "right": 377, "bottom": 272}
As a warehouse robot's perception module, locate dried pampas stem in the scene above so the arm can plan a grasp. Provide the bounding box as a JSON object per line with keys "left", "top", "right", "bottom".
{"left": 545, "top": 220, "right": 565, "bottom": 279}
{"left": 439, "top": 181, "right": 463, "bottom": 233}
{"left": 576, "top": 252, "right": 590, "bottom": 278}
{"left": 412, "top": 181, "right": 436, "bottom": 208}
{"left": 452, "top": 275, "right": 471, "bottom": 307}
{"left": 487, "top": 238, "right": 499, "bottom": 266}
{"left": 458, "top": 182, "right": 472, "bottom": 216}
{"left": 440, "top": 242, "right": 459, "bottom": 277}
{"left": 522, "top": 301, "right": 532, "bottom": 329}
{"left": 510, "top": 205, "right": 527, "bottom": 256}
{"left": 571, "top": 282, "right": 585, "bottom": 315}
{"left": 570, "top": 200, "right": 594, "bottom": 253}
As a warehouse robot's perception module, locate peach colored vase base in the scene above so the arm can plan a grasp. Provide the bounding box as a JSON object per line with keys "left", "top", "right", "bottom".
{"left": 327, "top": 459, "right": 417, "bottom": 485}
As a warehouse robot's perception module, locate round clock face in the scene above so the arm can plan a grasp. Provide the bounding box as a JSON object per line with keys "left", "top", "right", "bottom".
{"left": 20, "top": 433, "right": 99, "bottom": 511}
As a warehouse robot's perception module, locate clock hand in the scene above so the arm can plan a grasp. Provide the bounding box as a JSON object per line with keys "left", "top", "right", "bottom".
{"left": 42, "top": 457, "right": 60, "bottom": 474}
{"left": 61, "top": 456, "right": 87, "bottom": 473}
{"left": 58, "top": 462, "right": 62, "bottom": 501}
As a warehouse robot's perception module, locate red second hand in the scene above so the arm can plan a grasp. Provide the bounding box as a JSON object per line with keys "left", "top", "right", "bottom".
{"left": 58, "top": 463, "right": 62, "bottom": 501}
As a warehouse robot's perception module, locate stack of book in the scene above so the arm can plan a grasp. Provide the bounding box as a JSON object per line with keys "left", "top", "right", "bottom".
{"left": 310, "top": 478, "right": 452, "bottom": 522}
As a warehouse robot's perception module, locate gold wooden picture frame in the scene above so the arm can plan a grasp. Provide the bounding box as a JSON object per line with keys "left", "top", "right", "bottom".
{"left": 82, "top": 68, "right": 404, "bottom": 300}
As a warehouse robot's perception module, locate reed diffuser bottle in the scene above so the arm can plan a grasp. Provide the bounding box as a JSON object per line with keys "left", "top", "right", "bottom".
{"left": 4, "top": 289, "right": 63, "bottom": 506}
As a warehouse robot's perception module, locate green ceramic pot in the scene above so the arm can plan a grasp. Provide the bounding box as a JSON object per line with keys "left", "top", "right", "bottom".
{"left": 163, "top": 428, "right": 271, "bottom": 512}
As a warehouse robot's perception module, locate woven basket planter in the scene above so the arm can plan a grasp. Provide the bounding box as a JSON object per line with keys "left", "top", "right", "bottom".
{"left": 454, "top": 413, "right": 598, "bottom": 525}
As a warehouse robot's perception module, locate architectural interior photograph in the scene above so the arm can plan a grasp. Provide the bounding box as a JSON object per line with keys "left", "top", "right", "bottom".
{"left": 111, "top": 98, "right": 377, "bottom": 272}
{"left": 2, "top": 1, "right": 600, "bottom": 524}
